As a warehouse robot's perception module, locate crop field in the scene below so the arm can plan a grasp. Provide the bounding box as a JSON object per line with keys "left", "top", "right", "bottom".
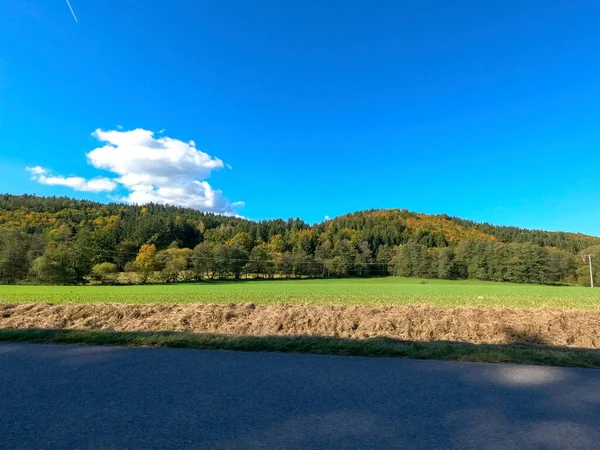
{"left": 2, "top": 277, "right": 600, "bottom": 367}
{"left": 1, "top": 277, "right": 599, "bottom": 309}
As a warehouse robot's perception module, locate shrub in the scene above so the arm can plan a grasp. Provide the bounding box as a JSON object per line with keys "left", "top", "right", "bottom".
{"left": 91, "top": 262, "right": 118, "bottom": 285}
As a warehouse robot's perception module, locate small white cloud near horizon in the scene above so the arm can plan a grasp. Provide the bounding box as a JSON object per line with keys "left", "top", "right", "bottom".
{"left": 26, "top": 166, "right": 47, "bottom": 175}
{"left": 324, "top": 215, "right": 331, "bottom": 221}
{"left": 27, "top": 166, "right": 116, "bottom": 193}
{"left": 26, "top": 128, "right": 241, "bottom": 215}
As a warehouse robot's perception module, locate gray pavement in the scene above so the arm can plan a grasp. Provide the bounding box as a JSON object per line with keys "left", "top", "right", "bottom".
{"left": 1, "top": 343, "right": 600, "bottom": 449}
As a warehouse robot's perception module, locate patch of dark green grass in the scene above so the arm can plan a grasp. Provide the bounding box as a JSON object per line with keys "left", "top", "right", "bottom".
{"left": 1, "top": 328, "right": 598, "bottom": 368}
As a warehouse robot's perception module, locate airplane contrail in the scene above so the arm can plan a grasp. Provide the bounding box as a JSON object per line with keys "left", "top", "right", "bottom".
{"left": 65, "top": 0, "right": 79, "bottom": 23}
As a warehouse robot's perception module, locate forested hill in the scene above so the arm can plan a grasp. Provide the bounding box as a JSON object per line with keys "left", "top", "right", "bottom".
{"left": 0, "top": 194, "right": 598, "bottom": 286}
{"left": 447, "top": 216, "right": 599, "bottom": 252}
{"left": 1, "top": 194, "right": 598, "bottom": 251}
{"left": 326, "top": 209, "right": 600, "bottom": 253}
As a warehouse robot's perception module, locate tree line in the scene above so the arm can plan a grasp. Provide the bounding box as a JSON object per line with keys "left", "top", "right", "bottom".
{"left": 0, "top": 194, "right": 597, "bottom": 286}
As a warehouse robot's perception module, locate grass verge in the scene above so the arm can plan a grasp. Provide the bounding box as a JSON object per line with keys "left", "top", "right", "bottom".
{"left": 1, "top": 328, "right": 599, "bottom": 368}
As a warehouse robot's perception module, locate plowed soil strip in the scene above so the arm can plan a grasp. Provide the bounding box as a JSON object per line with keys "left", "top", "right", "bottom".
{"left": 2, "top": 303, "right": 599, "bottom": 348}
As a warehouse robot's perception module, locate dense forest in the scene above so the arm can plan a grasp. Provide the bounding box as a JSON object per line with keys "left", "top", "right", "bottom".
{"left": 0, "top": 194, "right": 598, "bottom": 286}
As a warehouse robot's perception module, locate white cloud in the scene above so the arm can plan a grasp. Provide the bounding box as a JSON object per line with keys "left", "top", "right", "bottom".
{"left": 123, "top": 180, "right": 233, "bottom": 213}
{"left": 27, "top": 167, "right": 117, "bottom": 193}
{"left": 324, "top": 215, "right": 331, "bottom": 221}
{"left": 25, "top": 166, "right": 47, "bottom": 175}
{"left": 27, "top": 128, "right": 241, "bottom": 215}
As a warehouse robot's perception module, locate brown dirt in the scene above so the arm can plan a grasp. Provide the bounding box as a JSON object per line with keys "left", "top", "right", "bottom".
{"left": 1, "top": 302, "right": 599, "bottom": 348}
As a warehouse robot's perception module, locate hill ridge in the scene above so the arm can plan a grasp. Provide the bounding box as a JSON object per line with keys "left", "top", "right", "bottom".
{"left": 1, "top": 194, "right": 598, "bottom": 286}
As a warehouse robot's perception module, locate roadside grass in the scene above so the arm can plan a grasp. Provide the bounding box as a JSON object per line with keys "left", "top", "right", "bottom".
{"left": 1, "top": 277, "right": 600, "bottom": 309}
{"left": 1, "top": 328, "right": 599, "bottom": 368}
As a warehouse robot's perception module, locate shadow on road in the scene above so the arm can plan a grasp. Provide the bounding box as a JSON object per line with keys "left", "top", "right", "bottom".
{"left": 1, "top": 337, "right": 600, "bottom": 449}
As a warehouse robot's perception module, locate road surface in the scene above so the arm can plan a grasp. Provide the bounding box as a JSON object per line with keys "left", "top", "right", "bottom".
{"left": 1, "top": 343, "right": 600, "bottom": 449}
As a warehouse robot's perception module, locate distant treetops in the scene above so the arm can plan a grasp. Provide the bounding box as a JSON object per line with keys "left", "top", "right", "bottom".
{"left": 0, "top": 194, "right": 598, "bottom": 286}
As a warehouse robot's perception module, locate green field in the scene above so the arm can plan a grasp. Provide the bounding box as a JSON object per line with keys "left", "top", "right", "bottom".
{"left": 1, "top": 277, "right": 599, "bottom": 309}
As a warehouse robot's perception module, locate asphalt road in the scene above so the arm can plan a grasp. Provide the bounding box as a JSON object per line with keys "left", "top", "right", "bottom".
{"left": 1, "top": 343, "right": 600, "bottom": 449}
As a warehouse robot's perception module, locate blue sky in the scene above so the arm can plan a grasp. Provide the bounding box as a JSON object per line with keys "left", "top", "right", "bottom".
{"left": 1, "top": 1, "right": 600, "bottom": 235}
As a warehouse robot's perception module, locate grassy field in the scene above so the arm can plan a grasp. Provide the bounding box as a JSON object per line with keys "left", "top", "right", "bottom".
{"left": 1, "top": 277, "right": 599, "bottom": 309}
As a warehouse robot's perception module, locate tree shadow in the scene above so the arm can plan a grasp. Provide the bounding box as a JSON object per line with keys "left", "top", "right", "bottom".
{"left": 2, "top": 330, "right": 600, "bottom": 449}
{"left": 502, "top": 326, "right": 549, "bottom": 346}
{"left": 1, "top": 327, "right": 599, "bottom": 368}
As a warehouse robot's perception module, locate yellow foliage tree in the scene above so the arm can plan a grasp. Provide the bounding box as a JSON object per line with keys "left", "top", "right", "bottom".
{"left": 269, "top": 234, "right": 286, "bottom": 253}
{"left": 133, "top": 244, "right": 158, "bottom": 284}
{"left": 229, "top": 231, "right": 254, "bottom": 251}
